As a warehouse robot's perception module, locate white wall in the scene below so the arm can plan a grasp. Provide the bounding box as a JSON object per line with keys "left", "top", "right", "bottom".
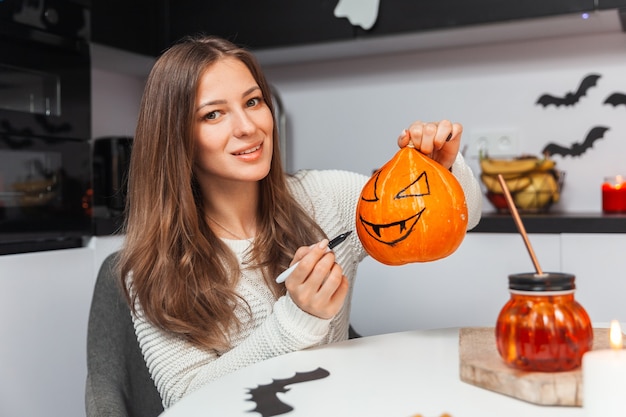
{"left": 90, "top": 43, "right": 153, "bottom": 139}
{"left": 91, "top": 67, "right": 145, "bottom": 139}
{"left": 262, "top": 31, "right": 626, "bottom": 213}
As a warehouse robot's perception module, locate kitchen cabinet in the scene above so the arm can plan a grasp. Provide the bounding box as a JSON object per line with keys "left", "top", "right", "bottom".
{"left": 168, "top": 0, "right": 354, "bottom": 50}
{"left": 598, "top": 0, "right": 626, "bottom": 8}
{"left": 0, "top": 236, "right": 124, "bottom": 417}
{"left": 91, "top": 0, "right": 607, "bottom": 56}
{"left": 91, "top": 0, "right": 169, "bottom": 56}
{"left": 1, "top": 247, "right": 95, "bottom": 417}
{"left": 561, "top": 234, "right": 626, "bottom": 327}
{"left": 350, "top": 233, "right": 562, "bottom": 336}
{"left": 168, "top": 0, "right": 596, "bottom": 51}
{"left": 355, "top": 0, "right": 595, "bottom": 39}
{"left": 351, "top": 231, "right": 626, "bottom": 337}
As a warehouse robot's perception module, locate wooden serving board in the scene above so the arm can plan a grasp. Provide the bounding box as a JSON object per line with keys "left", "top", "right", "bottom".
{"left": 459, "top": 327, "right": 609, "bottom": 407}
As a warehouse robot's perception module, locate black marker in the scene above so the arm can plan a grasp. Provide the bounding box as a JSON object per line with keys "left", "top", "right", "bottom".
{"left": 328, "top": 231, "right": 352, "bottom": 250}
{"left": 275, "top": 231, "right": 352, "bottom": 283}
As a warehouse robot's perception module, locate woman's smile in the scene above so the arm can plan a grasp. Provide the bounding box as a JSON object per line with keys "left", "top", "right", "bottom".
{"left": 233, "top": 143, "right": 262, "bottom": 157}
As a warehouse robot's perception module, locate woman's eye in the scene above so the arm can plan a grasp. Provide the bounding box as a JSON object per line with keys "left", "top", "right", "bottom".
{"left": 204, "top": 111, "right": 219, "bottom": 120}
{"left": 246, "top": 97, "right": 262, "bottom": 107}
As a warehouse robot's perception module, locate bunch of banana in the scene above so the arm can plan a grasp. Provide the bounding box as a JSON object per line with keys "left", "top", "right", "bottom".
{"left": 479, "top": 155, "right": 561, "bottom": 211}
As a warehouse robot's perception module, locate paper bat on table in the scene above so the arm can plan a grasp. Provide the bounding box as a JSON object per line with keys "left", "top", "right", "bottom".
{"left": 536, "top": 74, "right": 601, "bottom": 107}
{"left": 246, "top": 367, "right": 330, "bottom": 417}
{"left": 541, "top": 126, "right": 609, "bottom": 157}
{"left": 604, "top": 92, "right": 626, "bottom": 107}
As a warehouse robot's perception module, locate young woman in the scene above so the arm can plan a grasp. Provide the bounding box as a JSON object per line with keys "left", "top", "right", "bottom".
{"left": 118, "top": 35, "right": 482, "bottom": 408}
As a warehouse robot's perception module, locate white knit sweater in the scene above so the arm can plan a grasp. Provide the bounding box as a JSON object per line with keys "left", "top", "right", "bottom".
{"left": 131, "top": 153, "right": 482, "bottom": 408}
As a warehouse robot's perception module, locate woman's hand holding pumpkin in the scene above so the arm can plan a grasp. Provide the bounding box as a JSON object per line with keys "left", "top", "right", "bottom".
{"left": 283, "top": 240, "right": 349, "bottom": 319}
{"left": 397, "top": 119, "right": 463, "bottom": 170}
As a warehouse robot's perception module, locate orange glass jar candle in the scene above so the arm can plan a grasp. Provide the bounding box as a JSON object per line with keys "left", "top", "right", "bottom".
{"left": 602, "top": 175, "right": 626, "bottom": 213}
{"left": 496, "top": 272, "right": 593, "bottom": 372}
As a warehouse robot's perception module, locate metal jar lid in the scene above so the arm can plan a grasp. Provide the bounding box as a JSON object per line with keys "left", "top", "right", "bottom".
{"left": 508, "top": 272, "right": 576, "bottom": 292}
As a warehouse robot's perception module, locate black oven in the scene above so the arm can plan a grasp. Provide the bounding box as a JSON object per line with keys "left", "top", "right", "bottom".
{"left": 0, "top": 0, "right": 92, "bottom": 255}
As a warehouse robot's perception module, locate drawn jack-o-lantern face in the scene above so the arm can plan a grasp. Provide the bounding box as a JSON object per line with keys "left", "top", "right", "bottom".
{"left": 355, "top": 146, "right": 468, "bottom": 265}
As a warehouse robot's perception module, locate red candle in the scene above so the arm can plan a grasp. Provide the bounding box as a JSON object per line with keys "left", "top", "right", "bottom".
{"left": 602, "top": 175, "right": 626, "bottom": 213}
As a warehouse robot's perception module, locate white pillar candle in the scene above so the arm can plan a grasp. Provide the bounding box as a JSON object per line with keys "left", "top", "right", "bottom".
{"left": 582, "top": 320, "right": 626, "bottom": 417}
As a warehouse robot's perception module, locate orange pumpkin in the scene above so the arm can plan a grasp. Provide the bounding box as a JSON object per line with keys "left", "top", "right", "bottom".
{"left": 356, "top": 146, "right": 468, "bottom": 265}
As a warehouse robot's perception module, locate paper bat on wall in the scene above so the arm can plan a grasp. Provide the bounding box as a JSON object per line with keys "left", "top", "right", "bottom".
{"left": 246, "top": 367, "right": 330, "bottom": 417}
{"left": 536, "top": 74, "right": 601, "bottom": 107}
{"left": 604, "top": 92, "right": 626, "bottom": 107}
{"left": 541, "top": 126, "right": 609, "bottom": 157}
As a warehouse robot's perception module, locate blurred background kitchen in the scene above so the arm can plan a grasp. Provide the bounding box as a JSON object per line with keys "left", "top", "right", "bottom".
{"left": 1, "top": 1, "right": 626, "bottom": 416}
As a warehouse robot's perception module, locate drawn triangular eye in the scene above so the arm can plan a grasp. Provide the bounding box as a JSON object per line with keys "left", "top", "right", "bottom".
{"left": 396, "top": 171, "right": 430, "bottom": 199}
{"left": 361, "top": 170, "right": 381, "bottom": 202}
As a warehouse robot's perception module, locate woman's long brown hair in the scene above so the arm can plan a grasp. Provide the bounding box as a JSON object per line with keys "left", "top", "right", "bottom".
{"left": 118, "top": 35, "right": 325, "bottom": 350}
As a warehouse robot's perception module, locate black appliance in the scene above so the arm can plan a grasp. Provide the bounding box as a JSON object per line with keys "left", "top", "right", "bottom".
{"left": 0, "top": 0, "right": 92, "bottom": 255}
{"left": 92, "top": 136, "right": 132, "bottom": 235}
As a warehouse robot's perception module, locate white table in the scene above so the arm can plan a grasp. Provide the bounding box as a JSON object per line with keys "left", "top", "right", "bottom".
{"left": 160, "top": 328, "right": 586, "bottom": 417}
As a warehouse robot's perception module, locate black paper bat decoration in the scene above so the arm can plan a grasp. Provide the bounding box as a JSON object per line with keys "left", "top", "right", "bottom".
{"left": 246, "top": 367, "right": 330, "bottom": 417}
{"left": 541, "top": 126, "right": 609, "bottom": 157}
{"left": 604, "top": 92, "right": 626, "bottom": 107}
{"left": 536, "top": 74, "right": 601, "bottom": 107}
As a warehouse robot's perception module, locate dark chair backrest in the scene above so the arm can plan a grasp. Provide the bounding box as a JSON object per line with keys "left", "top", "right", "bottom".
{"left": 85, "top": 252, "right": 163, "bottom": 417}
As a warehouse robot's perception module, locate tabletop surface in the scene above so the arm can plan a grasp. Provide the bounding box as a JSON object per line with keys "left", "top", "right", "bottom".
{"left": 160, "top": 328, "right": 587, "bottom": 417}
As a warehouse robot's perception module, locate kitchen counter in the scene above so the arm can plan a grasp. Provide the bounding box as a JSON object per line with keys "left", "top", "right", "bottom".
{"left": 471, "top": 211, "right": 626, "bottom": 234}
{"left": 94, "top": 212, "right": 626, "bottom": 236}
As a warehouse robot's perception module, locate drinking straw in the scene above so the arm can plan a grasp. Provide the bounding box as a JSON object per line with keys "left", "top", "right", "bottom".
{"left": 497, "top": 174, "right": 544, "bottom": 275}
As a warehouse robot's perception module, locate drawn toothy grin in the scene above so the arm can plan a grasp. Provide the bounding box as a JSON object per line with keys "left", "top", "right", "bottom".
{"left": 235, "top": 144, "right": 261, "bottom": 155}
{"left": 358, "top": 208, "right": 425, "bottom": 246}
